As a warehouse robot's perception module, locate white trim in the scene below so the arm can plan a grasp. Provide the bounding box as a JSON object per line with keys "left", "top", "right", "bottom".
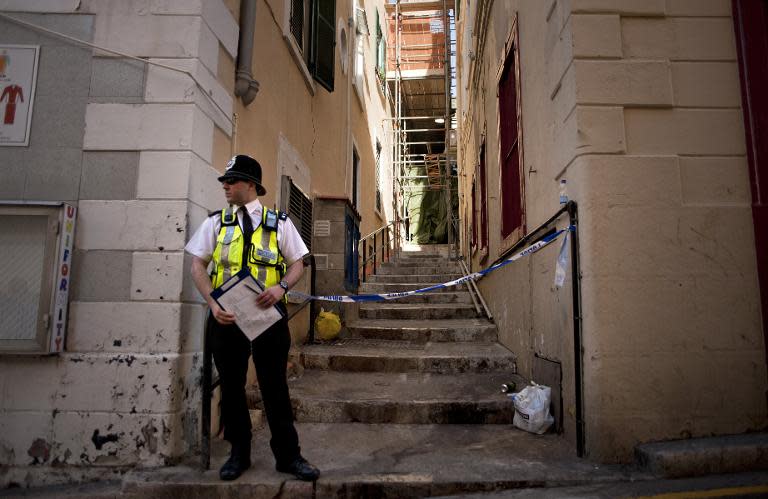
{"left": 338, "top": 17, "right": 349, "bottom": 75}
{"left": 276, "top": 133, "right": 312, "bottom": 204}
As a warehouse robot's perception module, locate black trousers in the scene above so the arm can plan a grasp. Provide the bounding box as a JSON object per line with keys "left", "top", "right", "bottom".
{"left": 208, "top": 307, "right": 300, "bottom": 466}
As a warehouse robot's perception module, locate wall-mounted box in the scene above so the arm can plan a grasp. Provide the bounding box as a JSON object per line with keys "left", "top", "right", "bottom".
{"left": 0, "top": 202, "right": 76, "bottom": 354}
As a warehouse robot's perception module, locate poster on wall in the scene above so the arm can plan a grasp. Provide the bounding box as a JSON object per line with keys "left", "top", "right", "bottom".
{"left": 0, "top": 45, "right": 39, "bottom": 147}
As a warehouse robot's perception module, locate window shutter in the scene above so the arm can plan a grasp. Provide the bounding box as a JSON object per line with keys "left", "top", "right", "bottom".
{"left": 498, "top": 40, "right": 524, "bottom": 240}
{"left": 311, "top": 0, "right": 336, "bottom": 92}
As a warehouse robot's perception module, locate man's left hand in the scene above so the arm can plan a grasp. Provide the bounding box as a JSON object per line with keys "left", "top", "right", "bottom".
{"left": 256, "top": 285, "right": 285, "bottom": 308}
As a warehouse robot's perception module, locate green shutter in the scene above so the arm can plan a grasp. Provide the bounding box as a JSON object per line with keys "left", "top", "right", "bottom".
{"left": 311, "top": 0, "right": 336, "bottom": 92}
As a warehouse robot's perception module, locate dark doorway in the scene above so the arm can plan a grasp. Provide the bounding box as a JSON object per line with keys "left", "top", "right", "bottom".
{"left": 733, "top": 0, "right": 768, "bottom": 373}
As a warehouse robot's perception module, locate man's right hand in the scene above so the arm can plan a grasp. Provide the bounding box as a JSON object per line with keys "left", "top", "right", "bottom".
{"left": 211, "top": 302, "right": 236, "bottom": 325}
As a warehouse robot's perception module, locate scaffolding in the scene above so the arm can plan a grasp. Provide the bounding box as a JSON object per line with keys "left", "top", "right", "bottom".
{"left": 386, "top": 0, "right": 457, "bottom": 245}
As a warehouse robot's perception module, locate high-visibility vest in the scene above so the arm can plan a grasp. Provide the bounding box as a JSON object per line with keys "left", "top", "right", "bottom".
{"left": 210, "top": 207, "right": 286, "bottom": 292}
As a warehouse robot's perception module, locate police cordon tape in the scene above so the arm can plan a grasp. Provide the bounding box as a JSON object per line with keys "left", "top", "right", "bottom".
{"left": 287, "top": 225, "right": 576, "bottom": 303}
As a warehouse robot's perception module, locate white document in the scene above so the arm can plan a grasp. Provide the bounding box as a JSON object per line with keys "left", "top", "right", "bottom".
{"left": 211, "top": 269, "right": 284, "bottom": 341}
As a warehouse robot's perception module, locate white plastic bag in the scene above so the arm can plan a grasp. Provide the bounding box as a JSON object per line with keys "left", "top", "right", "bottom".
{"left": 510, "top": 382, "right": 554, "bottom": 435}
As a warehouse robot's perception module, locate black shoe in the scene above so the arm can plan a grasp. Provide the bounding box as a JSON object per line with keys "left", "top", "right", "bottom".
{"left": 219, "top": 445, "right": 251, "bottom": 481}
{"left": 276, "top": 456, "right": 320, "bottom": 481}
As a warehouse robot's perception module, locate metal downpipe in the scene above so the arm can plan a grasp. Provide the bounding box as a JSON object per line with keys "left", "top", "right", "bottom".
{"left": 235, "top": 0, "right": 260, "bottom": 105}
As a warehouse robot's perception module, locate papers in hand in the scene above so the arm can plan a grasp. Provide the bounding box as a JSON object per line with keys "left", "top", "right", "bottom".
{"left": 210, "top": 269, "right": 284, "bottom": 341}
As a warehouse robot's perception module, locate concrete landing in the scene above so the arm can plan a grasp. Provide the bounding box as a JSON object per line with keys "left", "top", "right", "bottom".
{"left": 120, "top": 424, "right": 633, "bottom": 498}
{"left": 290, "top": 371, "right": 524, "bottom": 423}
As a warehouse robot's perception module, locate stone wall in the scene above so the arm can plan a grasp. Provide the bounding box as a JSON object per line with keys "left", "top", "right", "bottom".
{"left": 0, "top": 0, "right": 234, "bottom": 486}
{"left": 457, "top": 0, "right": 767, "bottom": 462}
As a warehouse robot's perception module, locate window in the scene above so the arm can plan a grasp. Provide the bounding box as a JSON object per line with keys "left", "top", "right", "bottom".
{"left": 0, "top": 203, "right": 76, "bottom": 354}
{"left": 290, "top": 0, "right": 310, "bottom": 53}
{"left": 375, "top": 9, "right": 387, "bottom": 87}
{"left": 375, "top": 140, "right": 382, "bottom": 213}
{"left": 281, "top": 176, "right": 313, "bottom": 251}
{"left": 498, "top": 19, "right": 525, "bottom": 242}
{"left": 287, "top": 0, "right": 336, "bottom": 92}
{"left": 353, "top": 1, "right": 368, "bottom": 99}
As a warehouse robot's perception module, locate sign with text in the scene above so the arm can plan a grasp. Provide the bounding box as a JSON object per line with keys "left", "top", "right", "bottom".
{"left": 0, "top": 45, "right": 39, "bottom": 146}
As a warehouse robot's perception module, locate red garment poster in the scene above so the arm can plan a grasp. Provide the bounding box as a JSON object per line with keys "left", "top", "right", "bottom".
{"left": 0, "top": 45, "right": 39, "bottom": 146}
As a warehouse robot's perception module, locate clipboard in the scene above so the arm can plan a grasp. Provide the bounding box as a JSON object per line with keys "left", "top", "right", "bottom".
{"left": 210, "top": 269, "right": 285, "bottom": 340}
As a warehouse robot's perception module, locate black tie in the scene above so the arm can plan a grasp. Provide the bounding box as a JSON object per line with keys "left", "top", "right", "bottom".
{"left": 239, "top": 206, "right": 254, "bottom": 265}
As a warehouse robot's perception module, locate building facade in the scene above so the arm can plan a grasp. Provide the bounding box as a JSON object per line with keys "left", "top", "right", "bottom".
{"left": 457, "top": 0, "right": 768, "bottom": 462}
{"left": 0, "top": 0, "right": 393, "bottom": 486}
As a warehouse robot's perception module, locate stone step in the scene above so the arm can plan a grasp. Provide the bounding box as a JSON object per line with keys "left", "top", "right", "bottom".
{"left": 635, "top": 433, "right": 768, "bottom": 479}
{"left": 288, "top": 371, "right": 524, "bottom": 424}
{"left": 401, "top": 243, "right": 453, "bottom": 253}
{"left": 346, "top": 318, "right": 497, "bottom": 342}
{"left": 399, "top": 250, "right": 452, "bottom": 258}
{"left": 360, "top": 282, "right": 469, "bottom": 293}
{"left": 300, "top": 340, "right": 516, "bottom": 373}
{"left": 394, "top": 261, "right": 446, "bottom": 267}
{"left": 358, "top": 303, "right": 480, "bottom": 320}
{"left": 123, "top": 424, "right": 627, "bottom": 498}
{"left": 365, "top": 273, "right": 462, "bottom": 284}
{"left": 377, "top": 264, "right": 463, "bottom": 274}
{"left": 378, "top": 291, "right": 474, "bottom": 304}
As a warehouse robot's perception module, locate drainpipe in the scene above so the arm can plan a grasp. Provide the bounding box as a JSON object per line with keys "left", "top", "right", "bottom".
{"left": 235, "top": 0, "right": 259, "bottom": 105}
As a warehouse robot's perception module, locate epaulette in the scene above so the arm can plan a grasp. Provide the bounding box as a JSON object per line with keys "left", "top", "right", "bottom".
{"left": 208, "top": 210, "right": 220, "bottom": 218}
{"left": 278, "top": 211, "right": 288, "bottom": 221}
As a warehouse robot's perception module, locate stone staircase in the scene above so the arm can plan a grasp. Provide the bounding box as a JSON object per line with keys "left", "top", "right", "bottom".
{"left": 289, "top": 245, "right": 521, "bottom": 426}
{"left": 111, "top": 245, "right": 631, "bottom": 498}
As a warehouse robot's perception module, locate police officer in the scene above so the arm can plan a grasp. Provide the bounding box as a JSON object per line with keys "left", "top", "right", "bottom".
{"left": 186, "top": 155, "right": 320, "bottom": 481}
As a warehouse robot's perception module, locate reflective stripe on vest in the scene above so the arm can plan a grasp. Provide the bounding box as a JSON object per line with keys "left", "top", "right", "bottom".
{"left": 211, "top": 208, "right": 285, "bottom": 291}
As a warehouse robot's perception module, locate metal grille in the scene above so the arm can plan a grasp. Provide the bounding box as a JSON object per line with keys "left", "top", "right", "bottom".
{"left": 290, "top": 0, "right": 304, "bottom": 50}
{"left": 0, "top": 215, "right": 47, "bottom": 341}
{"left": 288, "top": 180, "right": 313, "bottom": 251}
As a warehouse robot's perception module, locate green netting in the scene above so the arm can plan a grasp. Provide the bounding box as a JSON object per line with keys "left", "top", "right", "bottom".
{"left": 402, "top": 165, "right": 458, "bottom": 244}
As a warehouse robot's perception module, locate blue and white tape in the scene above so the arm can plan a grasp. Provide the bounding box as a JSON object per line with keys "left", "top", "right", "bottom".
{"left": 288, "top": 226, "right": 575, "bottom": 303}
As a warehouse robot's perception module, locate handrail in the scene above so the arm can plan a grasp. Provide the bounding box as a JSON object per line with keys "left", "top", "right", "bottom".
{"left": 459, "top": 257, "right": 492, "bottom": 320}
{"left": 361, "top": 218, "right": 403, "bottom": 241}
{"left": 358, "top": 218, "right": 407, "bottom": 282}
{"left": 200, "top": 252, "right": 318, "bottom": 469}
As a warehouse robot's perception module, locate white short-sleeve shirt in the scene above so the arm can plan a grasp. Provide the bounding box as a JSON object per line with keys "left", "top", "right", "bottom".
{"left": 185, "top": 199, "right": 309, "bottom": 266}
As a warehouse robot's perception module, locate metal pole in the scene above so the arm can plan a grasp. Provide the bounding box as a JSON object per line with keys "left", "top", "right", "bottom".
{"left": 200, "top": 316, "right": 211, "bottom": 470}
{"left": 308, "top": 254, "right": 317, "bottom": 343}
{"left": 568, "top": 201, "right": 585, "bottom": 458}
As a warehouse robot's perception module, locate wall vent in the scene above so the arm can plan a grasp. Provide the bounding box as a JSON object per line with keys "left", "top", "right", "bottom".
{"left": 314, "top": 253, "right": 329, "bottom": 270}
{"left": 314, "top": 220, "right": 331, "bottom": 237}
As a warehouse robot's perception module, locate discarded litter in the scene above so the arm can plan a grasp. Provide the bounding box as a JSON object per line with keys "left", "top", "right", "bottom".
{"left": 508, "top": 382, "right": 554, "bottom": 435}
{"left": 500, "top": 382, "right": 517, "bottom": 394}
{"left": 314, "top": 308, "right": 341, "bottom": 341}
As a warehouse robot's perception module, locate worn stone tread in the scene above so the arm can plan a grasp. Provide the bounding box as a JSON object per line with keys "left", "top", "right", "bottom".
{"left": 300, "top": 341, "right": 516, "bottom": 373}
{"left": 122, "top": 424, "right": 632, "bottom": 498}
